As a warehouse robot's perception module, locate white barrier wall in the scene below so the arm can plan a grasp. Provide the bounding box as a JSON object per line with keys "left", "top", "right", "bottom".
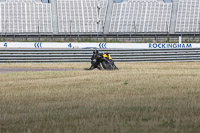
{"left": 0, "top": 42, "right": 199, "bottom": 49}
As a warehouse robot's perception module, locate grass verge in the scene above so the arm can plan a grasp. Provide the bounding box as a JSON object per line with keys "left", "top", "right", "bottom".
{"left": 0, "top": 62, "right": 200, "bottom": 133}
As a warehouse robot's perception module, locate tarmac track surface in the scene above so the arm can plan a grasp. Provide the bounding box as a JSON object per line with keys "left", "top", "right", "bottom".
{"left": 0, "top": 68, "right": 84, "bottom": 73}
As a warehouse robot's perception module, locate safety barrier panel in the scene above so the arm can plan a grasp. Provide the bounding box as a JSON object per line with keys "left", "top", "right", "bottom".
{"left": 0, "top": 48, "right": 200, "bottom": 63}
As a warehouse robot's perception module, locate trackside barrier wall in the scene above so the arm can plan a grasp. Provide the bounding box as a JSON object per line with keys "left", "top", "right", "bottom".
{"left": 1, "top": 44, "right": 200, "bottom": 63}
{"left": 0, "top": 42, "right": 200, "bottom": 49}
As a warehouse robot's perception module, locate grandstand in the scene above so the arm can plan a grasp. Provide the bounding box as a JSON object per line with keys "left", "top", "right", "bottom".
{"left": 57, "top": 0, "right": 108, "bottom": 33}
{"left": 109, "top": 1, "right": 172, "bottom": 33}
{"left": 176, "top": 0, "right": 200, "bottom": 33}
{"left": 0, "top": 0, "right": 52, "bottom": 33}
{"left": 0, "top": 0, "right": 199, "bottom": 38}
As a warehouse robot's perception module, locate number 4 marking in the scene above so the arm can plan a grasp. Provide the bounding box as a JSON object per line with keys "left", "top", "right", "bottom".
{"left": 68, "top": 43, "right": 72, "bottom": 48}
{"left": 4, "top": 43, "right": 7, "bottom": 47}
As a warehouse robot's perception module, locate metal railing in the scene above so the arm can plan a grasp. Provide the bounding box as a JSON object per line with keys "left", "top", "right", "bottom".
{"left": 0, "top": 48, "right": 200, "bottom": 63}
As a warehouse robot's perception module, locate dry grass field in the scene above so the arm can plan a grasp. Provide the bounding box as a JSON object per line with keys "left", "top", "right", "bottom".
{"left": 0, "top": 62, "right": 200, "bottom": 133}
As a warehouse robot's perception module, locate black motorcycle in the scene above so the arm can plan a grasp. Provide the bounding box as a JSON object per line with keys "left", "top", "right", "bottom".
{"left": 89, "top": 50, "right": 118, "bottom": 70}
{"left": 100, "top": 55, "right": 118, "bottom": 70}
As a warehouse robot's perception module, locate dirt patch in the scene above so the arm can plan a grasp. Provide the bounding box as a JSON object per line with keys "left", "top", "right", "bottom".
{"left": 0, "top": 68, "right": 83, "bottom": 73}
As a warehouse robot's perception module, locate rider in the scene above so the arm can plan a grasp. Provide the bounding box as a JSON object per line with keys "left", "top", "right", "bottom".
{"left": 89, "top": 50, "right": 102, "bottom": 70}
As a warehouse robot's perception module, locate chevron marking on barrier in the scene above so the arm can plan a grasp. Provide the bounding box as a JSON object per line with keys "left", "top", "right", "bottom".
{"left": 99, "top": 43, "right": 107, "bottom": 48}
{"left": 34, "top": 42, "right": 42, "bottom": 48}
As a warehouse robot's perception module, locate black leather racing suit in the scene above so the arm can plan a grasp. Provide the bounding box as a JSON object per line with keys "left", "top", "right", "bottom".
{"left": 89, "top": 52, "right": 102, "bottom": 70}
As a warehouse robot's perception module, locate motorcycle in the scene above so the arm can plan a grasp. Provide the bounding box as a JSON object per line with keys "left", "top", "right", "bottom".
{"left": 89, "top": 50, "right": 118, "bottom": 70}
{"left": 100, "top": 55, "right": 118, "bottom": 70}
